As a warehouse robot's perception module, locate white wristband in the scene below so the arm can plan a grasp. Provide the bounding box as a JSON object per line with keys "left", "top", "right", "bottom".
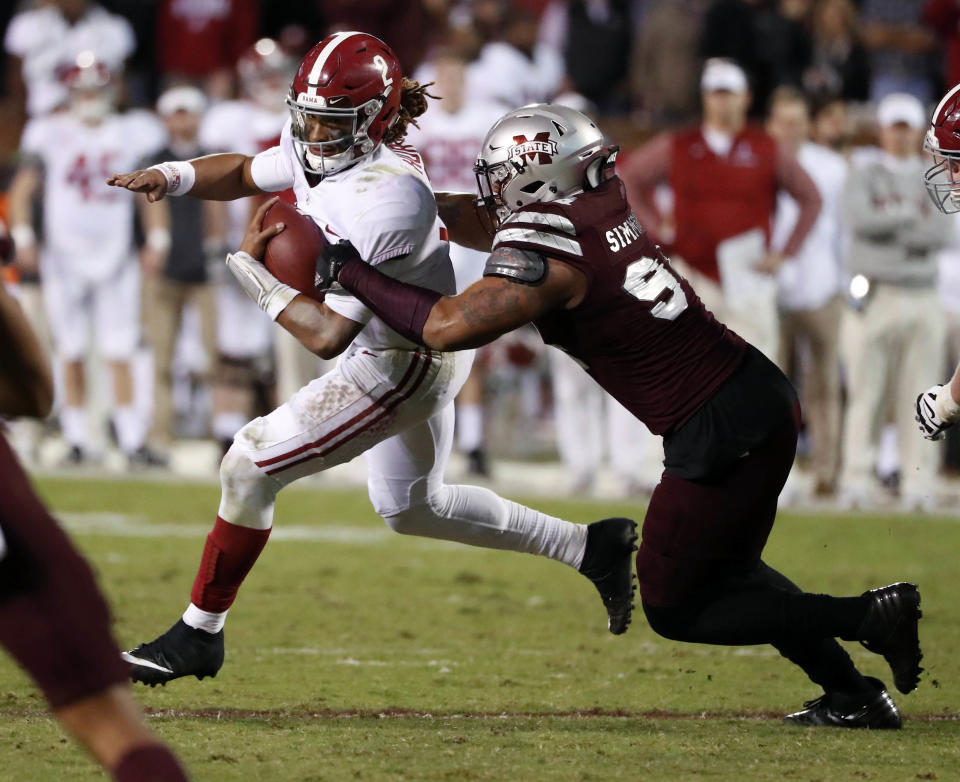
{"left": 150, "top": 161, "right": 196, "bottom": 196}
{"left": 146, "top": 228, "right": 171, "bottom": 254}
{"left": 935, "top": 384, "right": 960, "bottom": 423}
{"left": 11, "top": 224, "right": 36, "bottom": 249}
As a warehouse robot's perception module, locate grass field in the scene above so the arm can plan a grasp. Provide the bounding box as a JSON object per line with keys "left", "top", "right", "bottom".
{"left": 2, "top": 476, "right": 959, "bottom": 781}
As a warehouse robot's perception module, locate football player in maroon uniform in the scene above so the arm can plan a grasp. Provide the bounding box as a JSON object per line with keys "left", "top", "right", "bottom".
{"left": 313, "top": 103, "right": 923, "bottom": 728}
{"left": 916, "top": 84, "right": 960, "bottom": 439}
{"left": 0, "top": 246, "right": 189, "bottom": 779}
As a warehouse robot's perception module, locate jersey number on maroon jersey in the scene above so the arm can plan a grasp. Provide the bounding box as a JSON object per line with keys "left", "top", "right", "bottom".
{"left": 622, "top": 255, "right": 688, "bottom": 320}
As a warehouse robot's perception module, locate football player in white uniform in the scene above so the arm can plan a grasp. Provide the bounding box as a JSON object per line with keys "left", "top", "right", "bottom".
{"left": 199, "top": 38, "right": 300, "bottom": 451}
{"left": 109, "top": 32, "right": 637, "bottom": 686}
{"left": 8, "top": 54, "right": 166, "bottom": 466}
{"left": 911, "top": 85, "right": 960, "bottom": 446}
{"left": 406, "top": 46, "right": 506, "bottom": 475}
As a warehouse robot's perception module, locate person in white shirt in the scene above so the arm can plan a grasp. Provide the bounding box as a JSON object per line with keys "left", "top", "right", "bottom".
{"left": 7, "top": 54, "right": 166, "bottom": 467}
{"left": 4, "top": 0, "right": 135, "bottom": 119}
{"left": 108, "top": 32, "right": 638, "bottom": 687}
{"left": 767, "top": 86, "right": 848, "bottom": 498}
{"left": 840, "top": 93, "right": 951, "bottom": 511}
{"left": 406, "top": 45, "right": 506, "bottom": 475}
{"left": 466, "top": 7, "right": 563, "bottom": 109}
{"left": 199, "top": 38, "right": 308, "bottom": 452}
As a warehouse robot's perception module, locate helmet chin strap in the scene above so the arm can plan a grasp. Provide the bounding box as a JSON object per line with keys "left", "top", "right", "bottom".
{"left": 304, "top": 137, "right": 376, "bottom": 177}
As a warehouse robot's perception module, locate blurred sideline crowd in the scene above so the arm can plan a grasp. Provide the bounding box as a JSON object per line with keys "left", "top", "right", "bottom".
{"left": 0, "top": 0, "right": 959, "bottom": 511}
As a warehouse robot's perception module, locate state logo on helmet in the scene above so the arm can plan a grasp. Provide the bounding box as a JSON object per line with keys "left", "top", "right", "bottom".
{"left": 286, "top": 31, "right": 403, "bottom": 178}
{"left": 474, "top": 103, "right": 617, "bottom": 226}
{"left": 924, "top": 83, "right": 960, "bottom": 214}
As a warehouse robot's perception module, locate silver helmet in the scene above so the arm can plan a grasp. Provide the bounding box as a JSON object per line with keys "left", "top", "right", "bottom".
{"left": 474, "top": 103, "right": 616, "bottom": 225}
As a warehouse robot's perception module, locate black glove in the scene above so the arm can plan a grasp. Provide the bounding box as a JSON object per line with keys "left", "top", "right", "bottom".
{"left": 315, "top": 239, "right": 362, "bottom": 292}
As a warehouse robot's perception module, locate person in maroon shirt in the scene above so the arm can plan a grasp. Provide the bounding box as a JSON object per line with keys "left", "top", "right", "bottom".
{"left": 156, "top": 0, "right": 258, "bottom": 100}
{"left": 0, "top": 241, "right": 189, "bottom": 780}
{"left": 621, "top": 58, "right": 821, "bottom": 359}
{"left": 301, "top": 103, "right": 922, "bottom": 728}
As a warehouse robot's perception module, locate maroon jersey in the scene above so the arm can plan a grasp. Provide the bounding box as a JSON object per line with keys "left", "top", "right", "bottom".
{"left": 491, "top": 177, "right": 747, "bottom": 435}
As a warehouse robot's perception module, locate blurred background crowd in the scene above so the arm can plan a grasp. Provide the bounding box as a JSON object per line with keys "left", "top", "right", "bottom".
{"left": 1, "top": 0, "right": 959, "bottom": 512}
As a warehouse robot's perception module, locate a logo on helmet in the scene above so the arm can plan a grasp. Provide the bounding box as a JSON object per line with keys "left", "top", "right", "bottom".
{"left": 509, "top": 133, "right": 557, "bottom": 165}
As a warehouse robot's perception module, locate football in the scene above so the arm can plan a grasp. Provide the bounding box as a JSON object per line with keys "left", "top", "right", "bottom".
{"left": 261, "top": 199, "right": 328, "bottom": 304}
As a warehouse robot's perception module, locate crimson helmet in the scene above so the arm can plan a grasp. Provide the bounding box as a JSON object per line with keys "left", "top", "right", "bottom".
{"left": 286, "top": 31, "right": 403, "bottom": 178}
{"left": 924, "top": 83, "right": 960, "bottom": 214}
{"left": 238, "top": 38, "right": 295, "bottom": 111}
{"left": 58, "top": 51, "right": 115, "bottom": 123}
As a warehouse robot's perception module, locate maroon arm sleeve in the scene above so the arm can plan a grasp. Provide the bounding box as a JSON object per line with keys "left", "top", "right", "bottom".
{"left": 620, "top": 133, "right": 672, "bottom": 242}
{"left": 337, "top": 258, "right": 442, "bottom": 346}
{"left": 775, "top": 145, "right": 822, "bottom": 258}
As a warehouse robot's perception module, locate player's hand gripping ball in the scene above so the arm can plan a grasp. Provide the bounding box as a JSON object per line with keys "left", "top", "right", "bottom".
{"left": 255, "top": 198, "right": 329, "bottom": 303}
{"left": 316, "top": 240, "right": 362, "bottom": 292}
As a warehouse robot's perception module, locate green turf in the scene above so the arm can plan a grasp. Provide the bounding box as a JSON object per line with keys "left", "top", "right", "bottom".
{"left": 0, "top": 476, "right": 957, "bottom": 781}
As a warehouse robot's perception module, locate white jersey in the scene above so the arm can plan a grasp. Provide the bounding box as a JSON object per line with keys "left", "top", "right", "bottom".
{"left": 404, "top": 101, "right": 504, "bottom": 193}
{"left": 20, "top": 110, "right": 166, "bottom": 279}
{"left": 937, "top": 217, "right": 960, "bottom": 314}
{"left": 251, "top": 120, "right": 454, "bottom": 351}
{"left": 467, "top": 42, "right": 563, "bottom": 108}
{"left": 404, "top": 102, "right": 503, "bottom": 291}
{"left": 773, "top": 142, "right": 848, "bottom": 311}
{"left": 200, "top": 99, "right": 288, "bottom": 248}
{"left": 4, "top": 4, "right": 135, "bottom": 117}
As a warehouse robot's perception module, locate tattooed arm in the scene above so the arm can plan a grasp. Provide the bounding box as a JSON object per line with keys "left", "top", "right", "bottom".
{"left": 335, "top": 245, "right": 587, "bottom": 351}
{"left": 435, "top": 192, "right": 496, "bottom": 252}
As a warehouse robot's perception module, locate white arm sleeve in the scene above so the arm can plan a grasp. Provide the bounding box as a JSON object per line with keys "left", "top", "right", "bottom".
{"left": 250, "top": 145, "right": 295, "bottom": 193}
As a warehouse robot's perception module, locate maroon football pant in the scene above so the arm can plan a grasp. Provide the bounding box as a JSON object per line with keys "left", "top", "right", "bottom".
{"left": 637, "top": 407, "right": 798, "bottom": 607}
{"left": 636, "top": 347, "right": 870, "bottom": 694}
{"left": 0, "top": 434, "right": 129, "bottom": 709}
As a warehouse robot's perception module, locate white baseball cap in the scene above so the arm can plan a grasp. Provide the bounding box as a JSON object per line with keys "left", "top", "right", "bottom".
{"left": 157, "top": 85, "right": 207, "bottom": 117}
{"left": 876, "top": 92, "right": 926, "bottom": 130}
{"left": 700, "top": 58, "right": 748, "bottom": 94}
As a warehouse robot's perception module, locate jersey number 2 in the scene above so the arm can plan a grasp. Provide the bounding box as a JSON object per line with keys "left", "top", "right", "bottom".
{"left": 622, "top": 256, "right": 688, "bottom": 320}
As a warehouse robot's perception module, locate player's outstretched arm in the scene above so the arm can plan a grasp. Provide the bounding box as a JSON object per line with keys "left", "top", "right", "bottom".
{"left": 0, "top": 281, "right": 54, "bottom": 418}
{"left": 326, "top": 243, "right": 585, "bottom": 351}
{"left": 106, "top": 153, "right": 264, "bottom": 202}
{"left": 435, "top": 192, "right": 496, "bottom": 252}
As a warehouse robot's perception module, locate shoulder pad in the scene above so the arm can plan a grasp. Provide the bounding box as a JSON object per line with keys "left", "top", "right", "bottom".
{"left": 493, "top": 210, "right": 583, "bottom": 258}
{"left": 501, "top": 208, "right": 578, "bottom": 235}
{"left": 483, "top": 245, "right": 548, "bottom": 286}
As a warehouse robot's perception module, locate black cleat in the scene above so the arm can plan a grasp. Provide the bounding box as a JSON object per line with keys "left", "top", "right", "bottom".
{"left": 578, "top": 517, "right": 638, "bottom": 635}
{"left": 783, "top": 677, "right": 902, "bottom": 729}
{"left": 466, "top": 448, "right": 490, "bottom": 477}
{"left": 122, "top": 619, "right": 224, "bottom": 687}
{"left": 858, "top": 582, "right": 924, "bottom": 694}
{"left": 60, "top": 445, "right": 88, "bottom": 467}
{"left": 127, "top": 445, "right": 170, "bottom": 470}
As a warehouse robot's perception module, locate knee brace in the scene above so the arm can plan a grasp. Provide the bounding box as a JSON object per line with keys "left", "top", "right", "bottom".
{"left": 217, "top": 443, "right": 279, "bottom": 530}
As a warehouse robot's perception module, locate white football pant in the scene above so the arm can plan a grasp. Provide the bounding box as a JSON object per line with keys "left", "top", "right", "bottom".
{"left": 219, "top": 346, "right": 586, "bottom": 563}
{"left": 840, "top": 285, "right": 945, "bottom": 502}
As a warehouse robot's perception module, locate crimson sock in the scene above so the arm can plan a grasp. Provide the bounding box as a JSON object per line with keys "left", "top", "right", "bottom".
{"left": 113, "top": 744, "right": 189, "bottom": 782}
{"left": 190, "top": 516, "right": 271, "bottom": 612}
